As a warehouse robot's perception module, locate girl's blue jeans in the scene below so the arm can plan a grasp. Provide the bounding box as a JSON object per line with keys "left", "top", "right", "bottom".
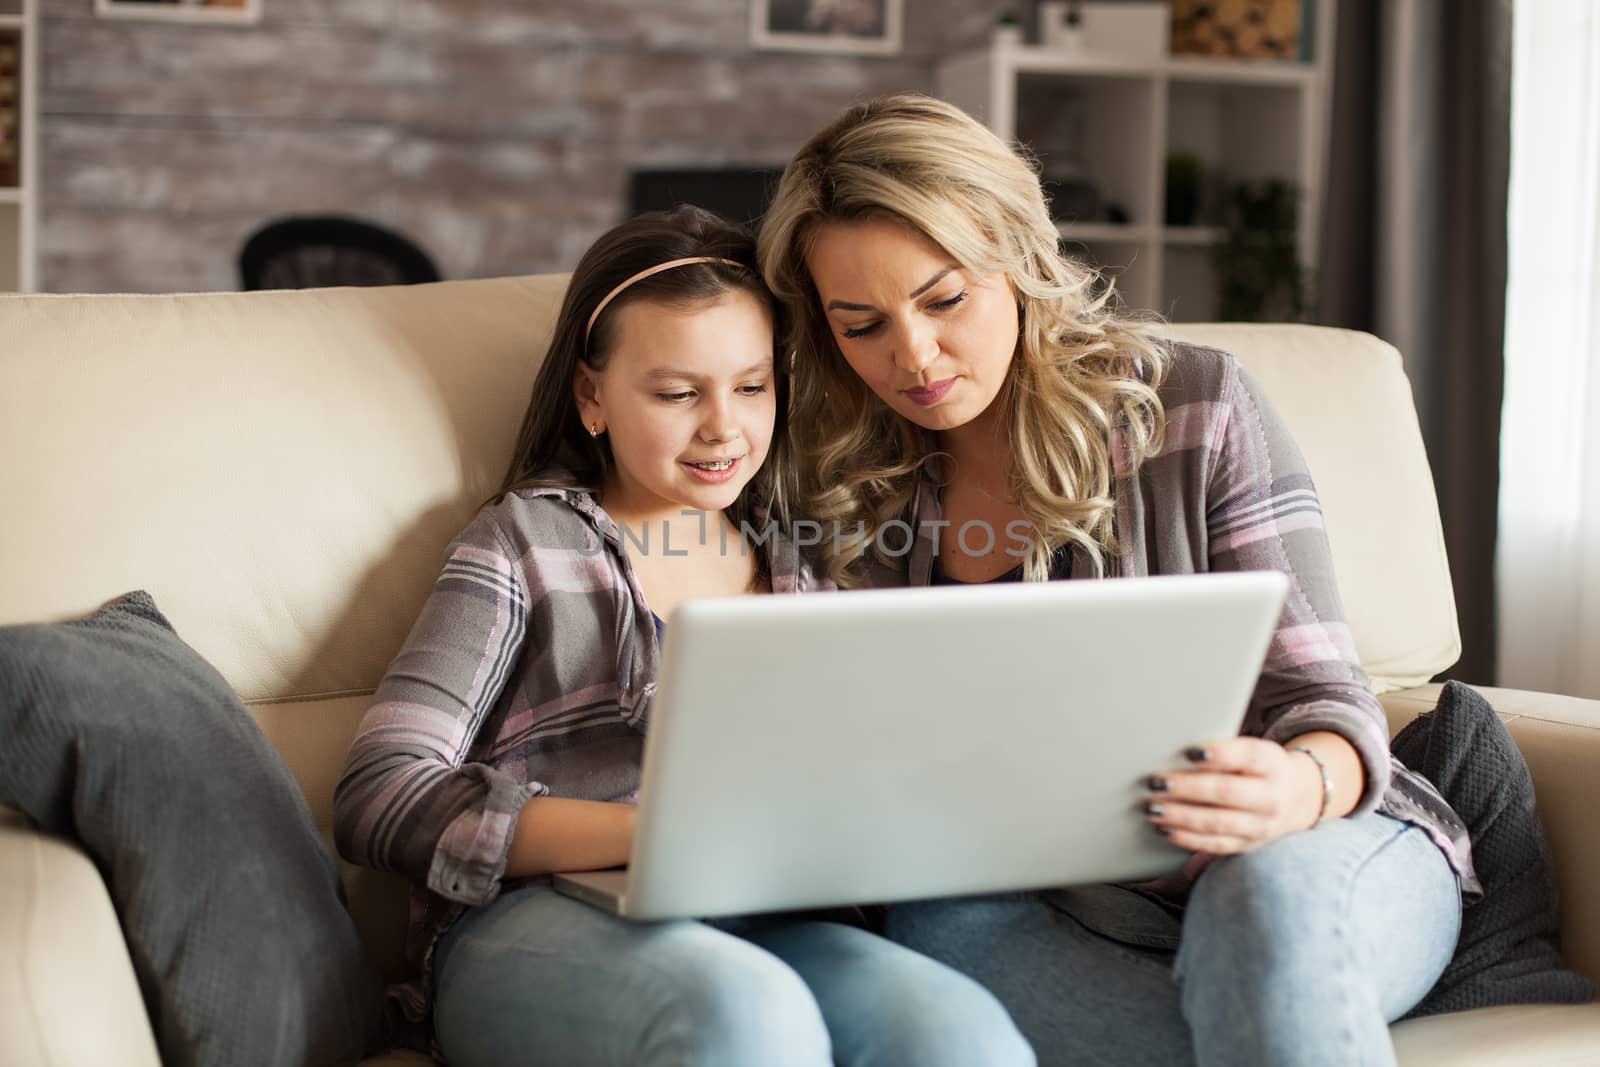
{"left": 431, "top": 882, "right": 1035, "bottom": 1067}
{"left": 885, "top": 812, "right": 1462, "bottom": 1067}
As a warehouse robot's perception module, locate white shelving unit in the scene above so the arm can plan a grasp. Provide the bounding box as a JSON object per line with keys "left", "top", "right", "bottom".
{"left": 0, "top": 0, "right": 36, "bottom": 292}
{"left": 935, "top": 2, "right": 1336, "bottom": 320}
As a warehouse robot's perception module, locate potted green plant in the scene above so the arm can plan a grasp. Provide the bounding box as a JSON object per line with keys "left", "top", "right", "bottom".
{"left": 993, "top": 10, "right": 1024, "bottom": 47}
{"left": 1214, "top": 179, "right": 1309, "bottom": 322}
{"left": 1040, "top": 1, "right": 1086, "bottom": 49}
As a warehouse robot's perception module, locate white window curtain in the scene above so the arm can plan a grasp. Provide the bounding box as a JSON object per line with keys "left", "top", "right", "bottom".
{"left": 1497, "top": 1, "right": 1600, "bottom": 697}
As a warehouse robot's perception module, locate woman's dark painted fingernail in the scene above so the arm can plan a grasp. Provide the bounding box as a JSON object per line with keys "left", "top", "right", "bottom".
{"left": 1184, "top": 746, "right": 1210, "bottom": 763}
{"left": 1153, "top": 825, "right": 1172, "bottom": 837}
{"left": 1147, "top": 775, "right": 1170, "bottom": 792}
{"left": 1144, "top": 801, "right": 1166, "bottom": 817}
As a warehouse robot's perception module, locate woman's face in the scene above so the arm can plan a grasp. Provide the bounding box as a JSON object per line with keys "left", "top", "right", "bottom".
{"left": 804, "top": 217, "right": 1019, "bottom": 435}
{"left": 575, "top": 290, "right": 777, "bottom": 521}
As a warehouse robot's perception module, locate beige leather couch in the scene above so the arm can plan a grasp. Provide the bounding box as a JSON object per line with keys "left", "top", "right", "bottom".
{"left": 2, "top": 278, "right": 1597, "bottom": 1065}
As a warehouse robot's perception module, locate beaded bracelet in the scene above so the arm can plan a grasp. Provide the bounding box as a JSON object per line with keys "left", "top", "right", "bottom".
{"left": 1291, "top": 744, "right": 1334, "bottom": 828}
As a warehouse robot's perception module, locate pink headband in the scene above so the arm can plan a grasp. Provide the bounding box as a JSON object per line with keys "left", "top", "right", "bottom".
{"left": 584, "top": 256, "right": 745, "bottom": 347}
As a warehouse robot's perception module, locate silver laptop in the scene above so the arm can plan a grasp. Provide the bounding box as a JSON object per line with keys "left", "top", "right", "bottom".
{"left": 553, "top": 570, "right": 1288, "bottom": 921}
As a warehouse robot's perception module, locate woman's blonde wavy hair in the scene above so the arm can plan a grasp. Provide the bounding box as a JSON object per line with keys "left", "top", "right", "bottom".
{"left": 758, "top": 92, "right": 1171, "bottom": 587}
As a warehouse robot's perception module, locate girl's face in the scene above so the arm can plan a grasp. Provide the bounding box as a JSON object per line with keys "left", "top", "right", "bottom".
{"left": 575, "top": 290, "right": 777, "bottom": 521}
{"left": 804, "top": 217, "right": 1019, "bottom": 437}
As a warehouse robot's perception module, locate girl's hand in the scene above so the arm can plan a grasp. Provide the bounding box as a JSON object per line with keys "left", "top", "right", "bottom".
{"left": 1141, "top": 736, "right": 1325, "bottom": 854}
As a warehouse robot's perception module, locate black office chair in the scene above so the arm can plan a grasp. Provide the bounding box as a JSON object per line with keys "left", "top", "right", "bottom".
{"left": 238, "top": 216, "right": 441, "bottom": 290}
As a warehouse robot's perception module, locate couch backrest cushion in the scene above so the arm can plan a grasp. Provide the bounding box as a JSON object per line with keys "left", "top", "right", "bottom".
{"left": 0, "top": 288, "right": 1458, "bottom": 704}
{"left": 1164, "top": 323, "right": 1461, "bottom": 690}
{"left": 1, "top": 277, "right": 565, "bottom": 703}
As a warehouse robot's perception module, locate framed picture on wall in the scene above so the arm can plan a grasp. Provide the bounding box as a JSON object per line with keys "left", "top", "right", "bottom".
{"left": 94, "top": 0, "right": 262, "bottom": 25}
{"left": 750, "top": 0, "right": 903, "bottom": 56}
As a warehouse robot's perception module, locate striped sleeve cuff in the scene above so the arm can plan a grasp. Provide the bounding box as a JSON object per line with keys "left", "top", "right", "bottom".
{"left": 425, "top": 770, "right": 547, "bottom": 906}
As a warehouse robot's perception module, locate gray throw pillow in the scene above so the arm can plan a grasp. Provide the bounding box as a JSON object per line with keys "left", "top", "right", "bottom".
{"left": 0, "top": 591, "right": 385, "bottom": 1066}
{"left": 1392, "top": 680, "right": 1594, "bottom": 1017}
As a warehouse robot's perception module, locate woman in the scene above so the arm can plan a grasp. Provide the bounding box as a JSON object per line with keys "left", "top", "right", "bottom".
{"left": 757, "top": 93, "right": 1474, "bottom": 1067}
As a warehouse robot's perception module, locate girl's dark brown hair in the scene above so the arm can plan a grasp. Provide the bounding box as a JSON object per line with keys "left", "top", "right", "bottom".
{"left": 498, "top": 205, "right": 793, "bottom": 541}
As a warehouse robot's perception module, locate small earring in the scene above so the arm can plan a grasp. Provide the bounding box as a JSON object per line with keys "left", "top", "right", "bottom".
{"left": 588, "top": 422, "right": 602, "bottom": 438}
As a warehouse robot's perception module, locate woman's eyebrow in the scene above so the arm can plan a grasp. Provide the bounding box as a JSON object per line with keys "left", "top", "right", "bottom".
{"left": 825, "top": 266, "right": 959, "bottom": 312}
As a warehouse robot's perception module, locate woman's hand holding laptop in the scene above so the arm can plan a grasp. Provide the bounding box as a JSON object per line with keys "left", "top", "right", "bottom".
{"left": 1144, "top": 730, "right": 1365, "bottom": 853}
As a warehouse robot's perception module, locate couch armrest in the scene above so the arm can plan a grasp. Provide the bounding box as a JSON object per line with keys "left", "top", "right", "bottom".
{"left": 1379, "top": 685, "right": 1600, "bottom": 986}
{"left": 0, "top": 806, "right": 162, "bottom": 1067}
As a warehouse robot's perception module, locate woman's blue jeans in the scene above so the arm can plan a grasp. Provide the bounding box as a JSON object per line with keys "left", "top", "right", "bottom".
{"left": 432, "top": 883, "right": 1035, "bottom": 1067}
{"left": 885, "top": 813, "right": 1461, "bottom": 1067}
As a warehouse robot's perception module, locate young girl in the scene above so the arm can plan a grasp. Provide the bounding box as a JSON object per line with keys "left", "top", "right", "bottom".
{"left": 333, "top": 206, "right": 1033, "bottom": 1067}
